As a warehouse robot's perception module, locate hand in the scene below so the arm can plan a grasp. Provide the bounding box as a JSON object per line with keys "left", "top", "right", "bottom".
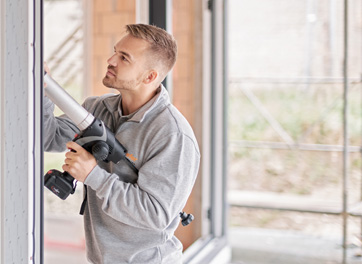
{"left": 44, "top": 61, "right": 51, "bottom": 88}
{"left": 62, "top": 141, "right": 97, "bottom": 183}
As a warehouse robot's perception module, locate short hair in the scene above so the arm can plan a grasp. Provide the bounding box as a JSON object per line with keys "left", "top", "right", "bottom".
{"left": 125, "top": 24, "right": 177, "bottom": 76}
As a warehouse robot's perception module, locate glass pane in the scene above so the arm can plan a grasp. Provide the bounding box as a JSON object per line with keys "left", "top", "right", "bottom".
{"left": 44, "top": 0, "right": 86, "bottom": 262}
{"left": 228, "top": 0, "right": 362, "bottom": 263}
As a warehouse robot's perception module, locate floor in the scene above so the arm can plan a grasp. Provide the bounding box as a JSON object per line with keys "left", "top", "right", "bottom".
{"left": 44, "top": 215, "right": 362, "bottom": 264}
{"left": 229, "top": 227, "right": 362, "bottom": 264}
{"left": 44, "top": 215, "right": 87, "bottom": 264}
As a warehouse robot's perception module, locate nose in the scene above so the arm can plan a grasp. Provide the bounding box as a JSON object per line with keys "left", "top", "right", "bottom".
{"left": 107, "top": 54, "right": 117, "bottom": 67}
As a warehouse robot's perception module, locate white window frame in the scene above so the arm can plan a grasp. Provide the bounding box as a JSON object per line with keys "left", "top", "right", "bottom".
{"left": 0, "top": 0, "right": 43, "bottom": 263}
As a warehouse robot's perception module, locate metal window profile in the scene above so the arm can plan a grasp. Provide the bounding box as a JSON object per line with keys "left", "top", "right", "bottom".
{"left": 32, "top": 0, "right": 44, "bottom": 262}
{"left": 0, "top": 0, "right": 4, "bottom": 260}
{"left": 0, "top": 0, "right": 43, "bottom": 263}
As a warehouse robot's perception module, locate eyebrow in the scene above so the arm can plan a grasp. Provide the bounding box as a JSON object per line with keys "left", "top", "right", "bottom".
{"left": 114, "top": 47, "right": 133, "bottom": 62}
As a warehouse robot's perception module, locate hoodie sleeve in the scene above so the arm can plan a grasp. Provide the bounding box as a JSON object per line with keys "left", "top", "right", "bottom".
{"left": 84, "top": 132, "right": 200, "bottom": 230}
{"left": 43, "top": 95, "right": 80, "bottom": 152}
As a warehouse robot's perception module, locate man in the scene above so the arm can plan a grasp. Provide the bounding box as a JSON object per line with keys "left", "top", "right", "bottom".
{"left": 44, "top": 24, "right": 200, "bottom": 263}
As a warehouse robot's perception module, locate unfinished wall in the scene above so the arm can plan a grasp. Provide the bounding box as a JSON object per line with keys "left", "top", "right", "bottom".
{"left": 90, "top": 0, "right": 136, "bottom": 96}
{"left": 172, "top": 0, "right": 204, "bottom": 249}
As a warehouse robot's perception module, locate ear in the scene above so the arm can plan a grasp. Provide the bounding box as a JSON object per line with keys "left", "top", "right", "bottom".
{"left": 143, "top": 70, "right": 158, "bottom": 84}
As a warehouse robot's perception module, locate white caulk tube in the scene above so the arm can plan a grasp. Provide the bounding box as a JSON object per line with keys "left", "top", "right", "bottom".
{"left": 44, "top": 73, "right": 95, "bottom": 130}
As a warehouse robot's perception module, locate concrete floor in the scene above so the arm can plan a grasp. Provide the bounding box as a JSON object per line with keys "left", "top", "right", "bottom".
{"left": 229, "top": 228, "right": 362, "bottom": 264}
{"left": 44, "top": 216, "right": 362, "bottom": 264}
{"left": 44, "top": 215, "right": 87, "bottom": 264}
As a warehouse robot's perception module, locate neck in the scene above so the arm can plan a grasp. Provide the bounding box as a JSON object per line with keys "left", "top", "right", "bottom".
{"left": 120, "top": 87, "right": 158, "bottom": 115}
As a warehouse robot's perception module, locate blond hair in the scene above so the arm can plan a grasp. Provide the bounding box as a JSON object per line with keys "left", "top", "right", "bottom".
{"left": 126, "top": 24, "right": 177, "bottom": 76}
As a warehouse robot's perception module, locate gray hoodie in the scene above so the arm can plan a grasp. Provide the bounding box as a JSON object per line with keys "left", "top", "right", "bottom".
{"left": 44, "top": 85, "right": 200, "bottom": 264}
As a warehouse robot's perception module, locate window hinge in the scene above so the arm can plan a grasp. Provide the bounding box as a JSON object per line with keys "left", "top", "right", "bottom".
{"left": 207, "top": 208, "right": 212, "bottom": 220}
{"left": 207, "top": 0, "right": 213, "bottom": 11}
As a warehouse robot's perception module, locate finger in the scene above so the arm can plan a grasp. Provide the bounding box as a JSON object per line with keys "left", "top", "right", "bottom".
{"left": 43, "top": 62, "right": 51, "bottom": 88}
{"left": 64, "top": 151, "right": 72, "bottom": 158}
{"left": 43, "top": 62, "right": 51, "bottom": 75}
{"left": 66, "top": 141, "right": 83, "bottom": 152}
{"left": 64, "top": 150, "right": 77, "bottom": 159}
{"left": 62, "top": 163, "right": 70, "bottom": 172}
{"left": 63, "top": 160, "right": 79, "bottom": 172}
{"left": 64, "top": 157, "right": 73, "bottom": 165}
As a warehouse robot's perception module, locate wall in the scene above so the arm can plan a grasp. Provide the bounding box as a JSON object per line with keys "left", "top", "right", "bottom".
{"left": 89, "top": 0, "right": 136, "bottom": 96}
{"left": 172, "top": 0, "right": 204, "bottom": 249}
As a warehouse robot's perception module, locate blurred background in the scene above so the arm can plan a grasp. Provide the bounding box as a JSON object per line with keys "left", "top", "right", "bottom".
{"left": 227, "top": 1, "right": 362, "bottom": 263}
{"left": 43, "top": 1, "right": 86, "bottom": 262}
{"left": 42, "top": 0, "right": 362, "bottom": 263}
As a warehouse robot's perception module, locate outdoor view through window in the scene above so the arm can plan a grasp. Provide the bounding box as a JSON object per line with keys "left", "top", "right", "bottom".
{"left": 228, "top": 0, "right": 362, "bottom": 263}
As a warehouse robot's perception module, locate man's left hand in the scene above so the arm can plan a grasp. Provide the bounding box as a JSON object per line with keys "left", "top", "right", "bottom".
{"left": 62, "top": 141, "right": 97, "bottom": 183}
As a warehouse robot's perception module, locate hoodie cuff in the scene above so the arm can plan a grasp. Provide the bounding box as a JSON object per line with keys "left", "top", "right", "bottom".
{"left": 84, "top": 165, "right": 109, "bottom": 190}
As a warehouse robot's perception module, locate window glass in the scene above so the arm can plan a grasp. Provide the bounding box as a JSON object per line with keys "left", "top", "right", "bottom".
{"left": 43, "top": 0, "right": 86, "bottom": 262}
{"left": 228, "top": 0, "right": 362, "bottom": 262}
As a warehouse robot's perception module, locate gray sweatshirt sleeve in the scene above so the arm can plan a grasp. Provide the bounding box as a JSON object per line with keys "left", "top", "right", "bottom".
{"left": 84, "top": 132, "right": 200, "bottom": 230}
{"left": 43, "top": 95, "right": 80, "bottom": 152}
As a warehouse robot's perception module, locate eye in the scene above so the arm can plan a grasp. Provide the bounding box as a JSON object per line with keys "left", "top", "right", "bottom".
{"left": 121, "top": 55, "right": 128, "bottom": 61}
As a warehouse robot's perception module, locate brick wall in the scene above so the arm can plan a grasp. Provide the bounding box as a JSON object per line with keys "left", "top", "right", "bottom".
{"left": 91, "top": 0, "right": 136, "bottom": 95}
{"left": 172, "top": 0, "right": 203, "bottom": 249}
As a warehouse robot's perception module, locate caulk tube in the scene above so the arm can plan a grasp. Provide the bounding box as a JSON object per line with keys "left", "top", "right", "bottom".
{"left": 44, "top": 73, "right": 94, "bottom": 130}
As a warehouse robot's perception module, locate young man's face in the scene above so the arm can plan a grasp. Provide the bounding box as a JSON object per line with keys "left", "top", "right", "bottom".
{"left": 103, "top": 34, "right": 151, "bottom": 91}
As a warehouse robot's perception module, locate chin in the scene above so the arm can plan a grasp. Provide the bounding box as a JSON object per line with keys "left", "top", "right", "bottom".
{"left": 102, "top": 78, "right": 113, "bottom": 88}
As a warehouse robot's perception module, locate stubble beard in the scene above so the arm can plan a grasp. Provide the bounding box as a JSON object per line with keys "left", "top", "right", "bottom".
{"left": 102, "top": 72, "right": 144, "bottom": 92}
{"left": 102, "top": 75, "right": 134, "bottom": 91}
